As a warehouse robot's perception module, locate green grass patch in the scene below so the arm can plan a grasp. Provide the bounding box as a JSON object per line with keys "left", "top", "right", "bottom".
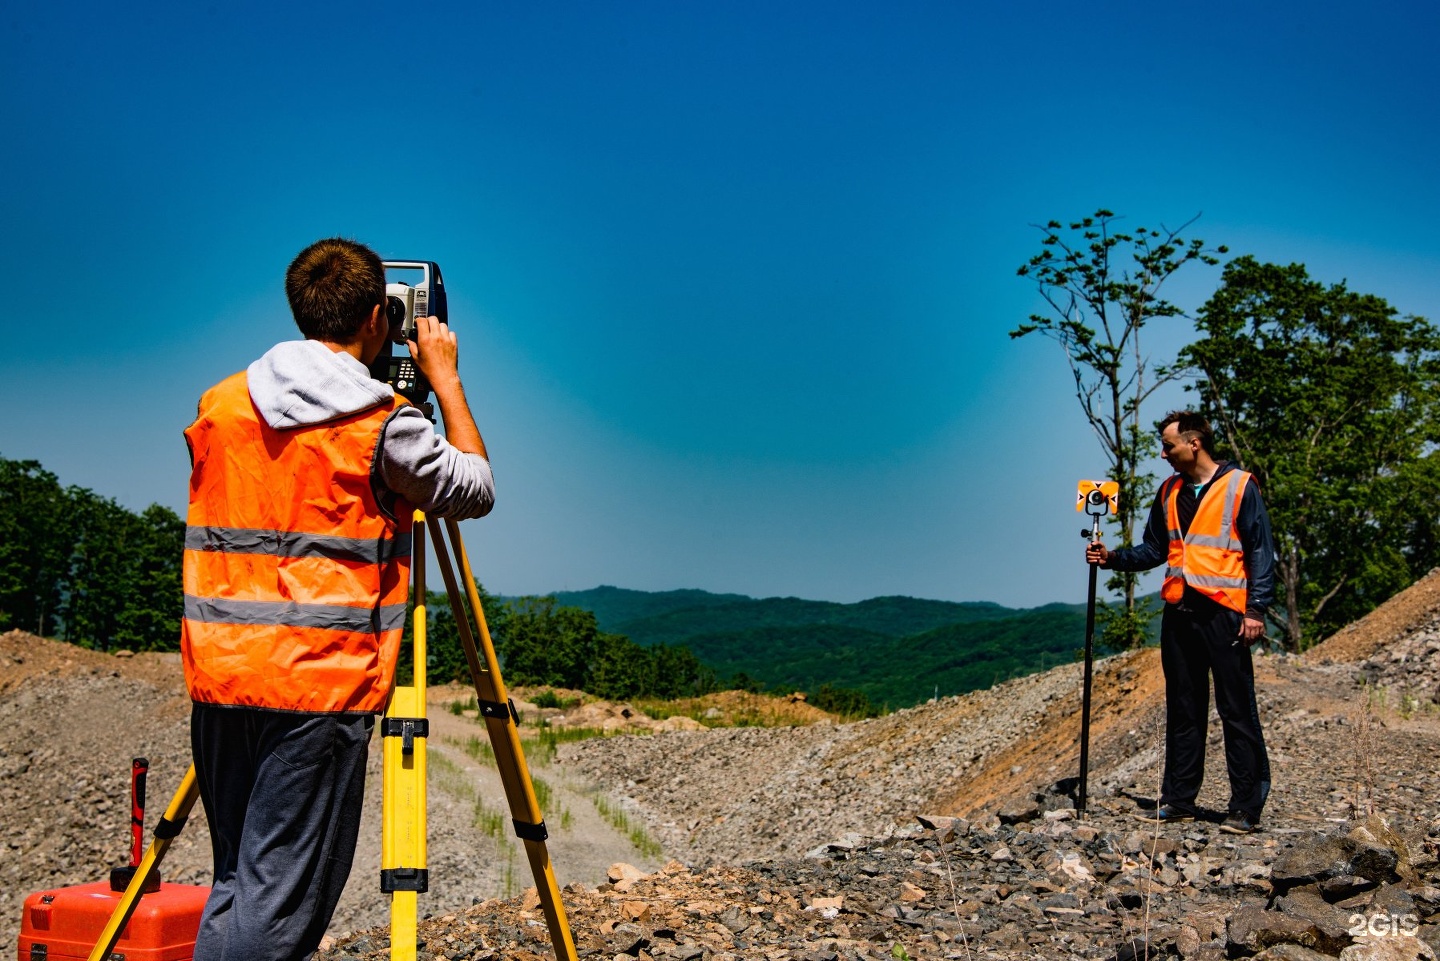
{"left": 593, "top": 793, "right": 662, "bottom": 860}
{"left": 428, "top": 753, "right": 476, "bottom": 802}
{"left": 474, "top": 796, "right": 507, "bottom": 839}
{"left": 501, "top": 844, "right": 519, "bottom": 899}
{"left": 448, "top": 734, "right": 496, "bottom": 766}
{"left": 521, "top": 724, "right": 617, "bottom": 765}
{"left": 447, "top": 695, "right": 478, "bottom": 716}
{"left": 531, "top": 688, "right": 583, "bottom": 710}
{"left": 531, "top": 774, "right": 553, "bottom": 811}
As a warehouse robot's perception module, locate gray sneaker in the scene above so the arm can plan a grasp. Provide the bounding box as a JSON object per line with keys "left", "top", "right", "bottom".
{"left": 1134, "top": 804, "right": 1195, "bottom": 824}
{"left": 1220, "top": 811, "right": 1258, "bottom": 835}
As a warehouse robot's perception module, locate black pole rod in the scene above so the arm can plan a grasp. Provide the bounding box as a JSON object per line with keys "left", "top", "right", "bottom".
{"left": 1078, "top": 522, "right": 1099, "bottom": 813}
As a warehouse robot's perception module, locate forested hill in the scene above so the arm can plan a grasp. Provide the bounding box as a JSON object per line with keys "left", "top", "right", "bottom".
{"left": 553, "top": 586, "right": 1090, "bottom": 709}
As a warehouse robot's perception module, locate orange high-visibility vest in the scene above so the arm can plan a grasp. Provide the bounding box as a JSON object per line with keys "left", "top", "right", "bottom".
{"left": 1160, "top": 469, "right": 1253, "bottom": 614}
{"left": 180, "top": 371, "right": 412, "bottom": 713}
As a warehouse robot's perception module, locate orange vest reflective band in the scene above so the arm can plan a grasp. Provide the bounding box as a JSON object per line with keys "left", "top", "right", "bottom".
{"left": 1160, "top": 469, "right": 1252, "bottom": 614}
{"left": 181, "top": 371, "right": 412, "bottom": 713}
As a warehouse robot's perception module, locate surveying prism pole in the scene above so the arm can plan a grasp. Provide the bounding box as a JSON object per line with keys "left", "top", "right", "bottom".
{"left": 1075, "top": 480, "right": 1118, "bottom": 814}
{"left": 383, "top": 510, "right": 430, "bottom": 961}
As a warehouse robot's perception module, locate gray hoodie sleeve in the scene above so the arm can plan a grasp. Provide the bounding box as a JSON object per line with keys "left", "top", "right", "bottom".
{"left": 376, "top": 407, "right": 495, "bottom": 519}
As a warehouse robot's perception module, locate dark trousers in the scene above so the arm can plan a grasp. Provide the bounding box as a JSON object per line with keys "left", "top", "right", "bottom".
{"left": 1158, "top": 603, "right": 1271, "bottom": 819}
{"left": 191, "top": 703, "right": 373, "bottom": 961}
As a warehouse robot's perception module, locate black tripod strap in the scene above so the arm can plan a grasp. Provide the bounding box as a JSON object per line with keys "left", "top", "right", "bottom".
{"left": 513, "top": 818, "right": 548, "bottom": 842}
{"left": 154, "top": 814, "right": 188, "bottom": 840}
{"left": 478, "top": 698, "right": 520, "bottom": 724}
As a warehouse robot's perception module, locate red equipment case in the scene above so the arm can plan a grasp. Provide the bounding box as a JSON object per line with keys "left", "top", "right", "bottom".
{"left": 17, "top": 880, "right": 210, "bottom": 961}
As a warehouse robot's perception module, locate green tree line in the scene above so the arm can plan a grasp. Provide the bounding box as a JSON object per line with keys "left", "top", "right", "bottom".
{"left": 403, "top": 592, "right": 738, "bottom": 703}
{"left": 0, "top": 468, "right": 875, "bottom": 709}
{"left": 0, "top": 456, "right": 184, "bottom": 650}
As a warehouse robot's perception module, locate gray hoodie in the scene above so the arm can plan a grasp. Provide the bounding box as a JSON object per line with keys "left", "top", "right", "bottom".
{"left": 246, "top": 340, "right": 495, "bottom": 520}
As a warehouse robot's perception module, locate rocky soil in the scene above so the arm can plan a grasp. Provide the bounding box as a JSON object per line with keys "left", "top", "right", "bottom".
{"left": 0, "top": 638, "right": 661, "bottom": 948}
{"left": 6, "top": 569, "right": 1440, "bottom": 960}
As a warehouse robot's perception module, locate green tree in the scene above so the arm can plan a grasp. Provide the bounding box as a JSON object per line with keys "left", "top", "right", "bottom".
{"left": 809, "top": 683, "right": 879, "bottom": 719}
{"left": 112, "top": 505, "right": 185, "bottom": 650}
{"left": 491, "top": 594, "right": 720, "bottom": 700}
{"left": 727, "top": 671, "right": 765, "bottom": 693}
{"left": 0, "top": 457, "right": 73, "bottom": 635}
{"left": 1180, "top": 256, "right": 1440, "bottom": 649}
{"left": 397, "top": 585, "right": 508, "bottom": 686}
{"left": 648, "top": 644, "right": 717, "bottom": 699}
{"left": 1014, "top": 210, "right": 1226, "bottom": 648}
{"left": 495, "top": 596, "right": 598, "bottom": 689}
{"left": 59, "top": 490, "right": 185, "bottom": 651}
{"left": 587, "top": 630, "right": 654, "bottom": 701}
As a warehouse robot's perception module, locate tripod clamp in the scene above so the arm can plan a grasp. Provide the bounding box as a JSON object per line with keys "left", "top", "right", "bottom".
{"left": 381, "top": 717, "right": 430, "bottom": 755}
{"left": 478, "top": 697, "right": 521, "bottom": 725}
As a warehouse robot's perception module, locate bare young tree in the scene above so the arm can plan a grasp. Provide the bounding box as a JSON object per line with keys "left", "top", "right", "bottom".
{"left": 1014, "top": 210, "right": 1225, "bottom": 648}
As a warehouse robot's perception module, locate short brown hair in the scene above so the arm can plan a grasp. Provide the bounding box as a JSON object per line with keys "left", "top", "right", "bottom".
{"left": 284, "top": 238, "right": 385, "bottom": 341}
{"left": 1158, "top": 410, "right": 1216, "bottom": 455}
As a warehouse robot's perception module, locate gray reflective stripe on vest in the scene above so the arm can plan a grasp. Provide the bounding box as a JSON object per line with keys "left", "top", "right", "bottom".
{"left": 185, "top": 526, "right": 412, "bottom": 564}
{"left": 1218, "top": 470, "right": 1243, "bottom": 544}
{"left": 1184, "top": 532, "right": 1243, "bottom": 550}
{"left": 184, "top": 595, "right": 408, "bottom": 633}
{"left": 1182, "top": 573, "right": 1248, "bottom": 590}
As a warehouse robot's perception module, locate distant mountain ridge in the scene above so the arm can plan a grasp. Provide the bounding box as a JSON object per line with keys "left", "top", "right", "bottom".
{"left": 550, "top": 586, "right": 1092, "bottom": 709}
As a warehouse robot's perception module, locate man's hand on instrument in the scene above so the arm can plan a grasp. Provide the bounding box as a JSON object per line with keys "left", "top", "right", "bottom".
{"left": 1086, "top": 541, "right": 1110, "bottom": 566}
{"left": 407, "top": 315, "right": 461, "bottom": 389}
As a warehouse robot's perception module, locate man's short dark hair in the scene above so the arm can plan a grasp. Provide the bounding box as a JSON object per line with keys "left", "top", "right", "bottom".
{"left": 1159, "top": 410, "right": 1216, "bottom": 455}
{"left": 285, "top": 238, "right": 385, "bottom": 342}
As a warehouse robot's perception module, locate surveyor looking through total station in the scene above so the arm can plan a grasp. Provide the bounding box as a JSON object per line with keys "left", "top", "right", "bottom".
{"left": 1085, "top": 410, "right": 1276, "bottom": 836}
{"left": 180, "top": 238, "right": 495, "bottom": 961}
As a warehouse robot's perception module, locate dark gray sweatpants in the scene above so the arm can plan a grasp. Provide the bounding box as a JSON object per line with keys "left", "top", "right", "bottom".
{"left": 1158, "top": 602, "right": 1271, "bottom": 819}
{"left": 191, "top": 703, "right": 373, "bottom": 961}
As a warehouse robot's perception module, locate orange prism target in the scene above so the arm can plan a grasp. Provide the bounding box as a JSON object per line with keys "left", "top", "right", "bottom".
{"left": 1076, "top": 479, "right": 1119, "bottom": 515}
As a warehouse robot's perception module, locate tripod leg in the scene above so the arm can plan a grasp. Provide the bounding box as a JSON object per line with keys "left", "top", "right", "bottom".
{"left": 383, "top": 511, "right": 429, "bottom": 961}
{"left": 87, "top": 765, "right": 200, "bottom": 961}
{"left": 430, "top": 517, "right": 579, "bottom": 961}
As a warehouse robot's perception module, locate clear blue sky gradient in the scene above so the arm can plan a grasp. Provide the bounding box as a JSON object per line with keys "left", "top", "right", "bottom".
{"left": 3, "top": 1, "right": 1437, "bottom": 608}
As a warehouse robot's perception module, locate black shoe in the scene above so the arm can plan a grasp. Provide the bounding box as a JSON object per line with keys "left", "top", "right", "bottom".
{"left": 1134, "top": 804, "right": 1195, "bottom": 824}
{"left": 1220, "top": 811, "right": 1258, "bottom": 835}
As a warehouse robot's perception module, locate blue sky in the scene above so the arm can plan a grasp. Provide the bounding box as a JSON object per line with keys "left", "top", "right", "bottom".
{"left": 3, "top": 1, "right": 1437, "bottom": 609}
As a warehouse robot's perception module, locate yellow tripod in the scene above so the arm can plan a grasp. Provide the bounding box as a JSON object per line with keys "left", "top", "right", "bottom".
{"left": 88, "top": 513, "right": 577, "bottom": 961}
{"left": 384, "top": 510, "right": 578, "bottom": 961}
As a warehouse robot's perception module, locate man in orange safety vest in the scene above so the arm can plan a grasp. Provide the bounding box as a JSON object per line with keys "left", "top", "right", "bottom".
{"left": 181, "top": 238, "right": 495, "bottom": 960}
{"left": 1086, "top": 411, "right": 1275, "bottom": 835}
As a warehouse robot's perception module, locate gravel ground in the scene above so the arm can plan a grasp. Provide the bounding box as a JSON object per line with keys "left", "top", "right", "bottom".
{"left": 0, "top": 634, "right": 651, "bottom": 949}
{"left": 7, "top": 568, "right": 1440, "bottom": 959}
